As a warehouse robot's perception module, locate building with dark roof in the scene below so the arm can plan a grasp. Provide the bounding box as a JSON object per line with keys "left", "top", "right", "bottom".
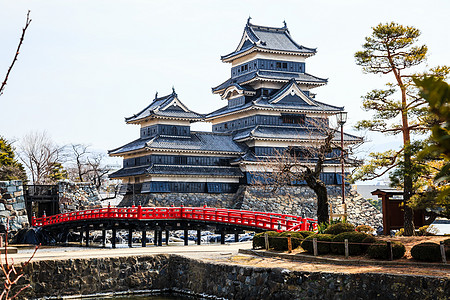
{"left": 108, "top": 20, "right": 362, "bottom": 196}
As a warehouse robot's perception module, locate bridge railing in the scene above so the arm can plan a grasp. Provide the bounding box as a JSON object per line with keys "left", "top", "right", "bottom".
{"left": 32, "top": 205, "right": 317, "bottom": 232}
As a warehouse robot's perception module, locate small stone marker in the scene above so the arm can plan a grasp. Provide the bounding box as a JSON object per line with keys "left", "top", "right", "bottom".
{"left": 287, "top": 234, "right": 292, "bottom": 253}
{"left": 387, "top": 241, "right": 393, "bottom": 261}
{"left": 264, "top": 232, "right": 269, "bottom": 250}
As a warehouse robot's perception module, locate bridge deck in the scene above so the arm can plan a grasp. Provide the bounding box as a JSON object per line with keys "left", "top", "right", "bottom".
{"left": 33, "top": 206, "right": 317, "bottom": 232}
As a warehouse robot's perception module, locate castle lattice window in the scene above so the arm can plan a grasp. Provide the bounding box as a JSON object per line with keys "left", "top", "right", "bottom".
{"left": 281, "top": 114, "right": 305, "bottom": 125}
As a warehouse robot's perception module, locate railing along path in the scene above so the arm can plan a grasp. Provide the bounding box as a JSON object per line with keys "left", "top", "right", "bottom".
{"left": 32, "top": 206, "right": 317, "bottom": 232}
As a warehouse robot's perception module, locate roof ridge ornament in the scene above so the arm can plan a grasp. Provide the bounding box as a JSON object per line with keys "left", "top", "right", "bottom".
{"left": 247, "top": 16, "right": 252, "bottom": 25}
{"left": 283, "top": 20, "right": 287, "bottom": 28}
{"left": 155, "top": 91, "right": 158, "bottom": 99}
{"left": 172, "top": 86, "right": 177, "bottom": 95}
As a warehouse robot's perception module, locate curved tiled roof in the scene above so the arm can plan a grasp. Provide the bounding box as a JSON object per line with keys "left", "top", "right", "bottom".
{"left": 221, "top": 21, "right": 316, "bottom": 61}
{"left": 125, "top": 91, "right": 203, "bottom": 123}
{"left": 108, "top": 132, "right": 247, "bottom": 156}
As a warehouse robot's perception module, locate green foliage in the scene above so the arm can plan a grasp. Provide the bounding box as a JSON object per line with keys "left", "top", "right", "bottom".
{"left": 48, "top": 162, "right": 68, "bottom": 182}
{"left": 410, "top": 242, "right": 442, "bottom": 262}
{"left": 324, "top": 222, "right": 355, "bottom": 235}
{"left": 296, "top": 231, "right": 315, "bottom": 238}
{"left": 353, "top": 22, "right": 449, "bottom": 236}
{"left": 316, "top": 222, "right": 329, "bottom": 234}
{"left": 367, "top": 241, "right": 406, "bottom": 260}
{"left": 395, "top": 228, "right": 405, "bottom": 236}
{"left": 0, "top": 136, "right": 27, "bottom": 182}
{"left": 368, "top": 198, "right": 382, "bottom": 211}
{"left": 417, "top": 225, "right": 438, "bottom": 236}
{"left": 411, "top": 77, "right": 450, "bottom": 217}
{"left": 301, "top": 234, "right": 333, "bottom": 254}
{"left": 273, "top": 232, "right": 305, "bottom": 251}
{"left": 252, "top": 231, "right": 278, "bottom": 249}
{"left": 356, "top": 225, "right": 375, "bottom": 234}
{"left": 330, "top": 232, "right": 372, "bottom": 255}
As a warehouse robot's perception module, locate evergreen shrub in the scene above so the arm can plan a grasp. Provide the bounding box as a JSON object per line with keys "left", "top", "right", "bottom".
{"left": 410, "top": 242, "right": 441, "bottom": 262}
{"left": 297, "top": 231, "right": 315, "bottom": 238}
{"left": 330, "top": 231, "right": 371, "bottom": 255}
{"left": 324, "top": 223, "right": 355, "bottom": 235}
{"left": 356, "top": 225, "right": 375, "bottom": 234}
{"left": 252, "top": 231, "right": 278, "bottom": 249}
{"left": 367, "top": 241, "right": 406, "bottom": 259}
{"left": 272, "top": 232, "right": 305, "bottom": 251}
{"left": 301, "top": 234, "right": 333, "bottom": 254}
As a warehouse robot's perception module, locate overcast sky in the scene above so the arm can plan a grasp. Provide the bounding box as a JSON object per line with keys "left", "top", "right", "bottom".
{"left": 1, "top": 0, "right": 449, "bottom": 180}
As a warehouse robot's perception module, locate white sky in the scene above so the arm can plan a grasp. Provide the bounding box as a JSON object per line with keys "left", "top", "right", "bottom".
{"left": 1, "top": 0, "right": 449, "bottom": 180}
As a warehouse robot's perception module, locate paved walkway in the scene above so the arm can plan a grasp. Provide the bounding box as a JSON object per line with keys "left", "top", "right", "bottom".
{"left": 8, "top": 242, "right": 251, "bottom": 263}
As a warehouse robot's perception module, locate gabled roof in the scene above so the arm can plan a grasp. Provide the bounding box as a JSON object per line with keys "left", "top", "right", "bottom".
{"left": 125, "top": 90, "right": 203, "bottom": 124}
{"left": 221, "top": 20, "right": 316, "bottom": 62}
{"left": 108, "top": 132, "right": 247, "bottom": 156}
{"left": 212, "top": 70, "right": 327, "bottom": 94}
{"left": 207, "top": 80, "right": 341, "bottom": 120}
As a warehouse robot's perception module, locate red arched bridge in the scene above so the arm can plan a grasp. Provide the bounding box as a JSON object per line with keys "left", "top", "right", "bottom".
{"left": 32, "top": 205, "right": 317, "bottom": 248}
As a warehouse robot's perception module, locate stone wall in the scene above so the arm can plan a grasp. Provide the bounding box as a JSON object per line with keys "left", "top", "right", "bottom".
{"left": 0, "top": 181, "right": 29, "bottom": 232}
{"left": 12, "top": 254, "right": 450, "bottom": 299}
{"left": 58, "top": 181, "right": 102, "bottom": 213}
{"left": 121, "top": 185, "right": 383, "bottom": 229}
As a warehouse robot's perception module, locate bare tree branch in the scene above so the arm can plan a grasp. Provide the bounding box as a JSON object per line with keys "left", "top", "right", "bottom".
{"left": 0, "top": 10, "right": 32, "bottom": 97}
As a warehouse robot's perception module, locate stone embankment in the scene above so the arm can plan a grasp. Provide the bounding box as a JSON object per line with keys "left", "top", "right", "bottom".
{"left": 0, "top": 181, "right": 29, "bottom": 231}
{"left": 14, "top": 254, "right": 449, "bottom": 299}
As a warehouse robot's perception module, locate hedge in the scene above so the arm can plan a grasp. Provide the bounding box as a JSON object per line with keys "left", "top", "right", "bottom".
{"left": 330, "top": 231, "right": 373, "bottom": 255}
{"left": 301, "top": 234, "right": 334, "bottom": 254}
{"left": 252, "top": 231, "right": 279, "bottom": 249}
{"left": 410, "top": 242, "right": 441, "bottom": 262}
{"left": 367, "top": 241, "right": 406, "bottom": 260}
{"left": 324, "top": 223, "right": 355, "bottom": 235}
{"left": 272, "top": 232, "right": 305, "bottom": 251}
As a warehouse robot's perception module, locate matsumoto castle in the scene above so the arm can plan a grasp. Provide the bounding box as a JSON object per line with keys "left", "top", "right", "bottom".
{"left": 108, "top": 20, "right": 361, "bottom": 196}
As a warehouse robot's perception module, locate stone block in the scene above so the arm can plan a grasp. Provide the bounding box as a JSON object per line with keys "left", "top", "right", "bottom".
{"left": 7, "top": 186, "right": 17, "bottom": 193}
{"left": 13, "top": 202, "right": 25, "bottom": 211}
{"left": 14, "top": 191, "right": 22, "bottom": 197}
{"left": 0, "top": 210, "right": 11, "bottom": 217}
{"left": 5, "top": 204, "right": 13, "bottom": 211}
{"left": 0, "top": 203, "right": 4, "bottom": 211}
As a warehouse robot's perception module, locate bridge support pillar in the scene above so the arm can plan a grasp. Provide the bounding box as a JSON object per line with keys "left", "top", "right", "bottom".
{"left": 112, "top": 228, "right": 116, "bottom": 249}
{"left": 196, "top": 229, "right": 201, "bottom": 245}
{"left": 102, "top": 229, "right": 106, "bottom": 247}
{"left": 85, "top": 228, "right": 90, "bottom": 247}
{"left": 79, "top": 228, "right": 83, "bottom": 246}
{"left": 220, "top": 230, "right": 225, "bottom": 245}
{"left": 184, "top": 229, "right": 188, "bottom": 246}
{"left": 154, "top": 230, "right": 158, "bottom": 246}
{"left": 235, "top": 232, "right": 239, "bottom": 243}
{"left": 128, "top": 228, "right": 133, "bottom": 248}
{"left": 142, "top": 230, "right": 147, "bottom": 247}
{"left": 165, "top": 230, "right": 169, "bottom": 245}
{"left": 158, "top": 230, "right": 162, "bottom": 246}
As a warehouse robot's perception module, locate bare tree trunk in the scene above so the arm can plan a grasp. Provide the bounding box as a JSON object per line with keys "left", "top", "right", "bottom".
{"left": 305, "top": 174, "right": 329, "bottom": 224}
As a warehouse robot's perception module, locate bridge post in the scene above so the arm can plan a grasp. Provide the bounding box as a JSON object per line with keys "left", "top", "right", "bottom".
{"left": 154, "top": 230, "right": 158, "bottom": 246}
{"left": 158, "top": 230, "right": 162, "bottom": 246}
{"left": 142, "top": 230, "right": 147, "bottom": 247}
{"left": 79, "top": 228, "right": 83, "bottom": 246}
{"left": 85, "top": 228, "right": 90, "bottom": 247}
{"left": 128, "top": 228, "right": 133, "bottom": 248}
{"left": 220, "top": 229, "right": 225, "bottom": 245}
{"left": 196, "top": 229, "right": 201, "bottom": 245}
{"left": 112, "top": 228, "right": 116, "bottom": 249}
{"left": 102, "top": 229, "right": 106, "bottom": 247}
{"left": 137, "top": 205, "right": 142, "bottom": 219}
{"left": 234, "top": 232, "right": 239, "bottom": 243}
{"left": 184, "top": 229, "right": 188, "bottom": 246}
{"left": 165, "top": 230, "right": 169, "bottom": 245}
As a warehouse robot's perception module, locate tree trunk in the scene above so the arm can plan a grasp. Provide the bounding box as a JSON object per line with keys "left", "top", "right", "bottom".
{"left": 306, "top": 176, "right": 329, "bottom": 224}
{"left": 403, "top": 147, "right": 415, "bottom": 235}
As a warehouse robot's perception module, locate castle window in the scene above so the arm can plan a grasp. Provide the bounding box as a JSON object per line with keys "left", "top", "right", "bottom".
{"left": 263, "top": 89, "right": 269, "bottom": 96}
{"left": 276, "top": 62, "right": 281, "bottom": 68}
{"left": 282, "top": 114, "right": 306, "bottom": 125}
{"left": 282, "top": 62, "right": 287, "bottom": 69}
{"left": 224, "top": 123, "right": 228, "bottom": 129}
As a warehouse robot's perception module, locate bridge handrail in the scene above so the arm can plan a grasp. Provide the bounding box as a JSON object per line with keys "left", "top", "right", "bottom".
{"left": 32, "top": 206, "right": 317, "bottom": 232}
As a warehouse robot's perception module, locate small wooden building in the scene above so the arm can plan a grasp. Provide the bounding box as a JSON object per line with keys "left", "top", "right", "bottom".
{"left": 371, "top": 188, "right": 424, "bottom": 235}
